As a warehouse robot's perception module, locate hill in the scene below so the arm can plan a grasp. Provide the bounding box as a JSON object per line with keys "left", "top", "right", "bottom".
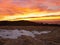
{"left": 0, "top": 20, "right": 60, "bottom": 26}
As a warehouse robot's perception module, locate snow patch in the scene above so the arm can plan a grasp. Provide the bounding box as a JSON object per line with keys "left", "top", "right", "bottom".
{"left": 0, "top": 29, "right": 51, "bottom": 39}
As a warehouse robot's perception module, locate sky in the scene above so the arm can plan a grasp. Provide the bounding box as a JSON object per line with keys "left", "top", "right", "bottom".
{"left": 0, "top": 0, "right": 60, "bottom": 23}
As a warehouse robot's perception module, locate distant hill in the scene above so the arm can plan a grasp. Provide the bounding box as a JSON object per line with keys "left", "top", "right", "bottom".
{"left": 0, "top": 20, "right": 41, "bottom": 26}
{"left": 0, "top": 20, "right": 60, "bottom": 26}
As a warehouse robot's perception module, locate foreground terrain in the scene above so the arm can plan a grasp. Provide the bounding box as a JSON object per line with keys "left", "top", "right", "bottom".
{"left": 0, "top": 26, "right": 60, "bottom": 45}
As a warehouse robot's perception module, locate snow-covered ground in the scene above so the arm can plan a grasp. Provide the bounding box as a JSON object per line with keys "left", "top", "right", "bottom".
{"left": 0, "top": 29, "right": 51, "bottom": 39}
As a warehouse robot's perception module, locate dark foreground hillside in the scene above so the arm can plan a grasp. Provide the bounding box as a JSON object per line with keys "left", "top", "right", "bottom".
{"left": 0, "top": 26, "right": 60, "bottom": 45}
{"left": 0, "top": 20, "right": 60, "bottom": 26}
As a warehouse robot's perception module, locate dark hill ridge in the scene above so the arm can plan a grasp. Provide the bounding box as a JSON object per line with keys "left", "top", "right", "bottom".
{"left": 0, "top": 20, "right": 60, "bottom": 26}
{"left": 0, "top": 20, "right": 40, "bottom": 26}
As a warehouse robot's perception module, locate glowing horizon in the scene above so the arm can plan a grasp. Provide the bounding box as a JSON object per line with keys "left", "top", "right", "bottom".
{"left": 0, "top": 0, "right": 60, "bottom": 21}
{"left": 0, "top": 11, "right": 60, "bottom": 21}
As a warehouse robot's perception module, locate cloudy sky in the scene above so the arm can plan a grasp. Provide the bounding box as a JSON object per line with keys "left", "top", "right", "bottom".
{"left": 0, "top": 0, "right": 60, "bottom": 24}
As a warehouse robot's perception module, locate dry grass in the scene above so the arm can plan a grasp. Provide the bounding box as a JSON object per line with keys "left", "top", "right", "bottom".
{"left": 0, "top": 26, "right": 60, "bottom": 45}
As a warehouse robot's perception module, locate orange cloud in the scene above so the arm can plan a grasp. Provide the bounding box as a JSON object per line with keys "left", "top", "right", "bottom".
{"left": 0, "top": 0, "right": 60, "bottom": 21}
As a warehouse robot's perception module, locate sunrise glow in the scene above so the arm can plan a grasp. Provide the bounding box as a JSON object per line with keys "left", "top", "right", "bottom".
{"left": 0, "top": 11, "right": 60, "bottom": 21}
{"left": 0, "top": 0, "right": 60, "bottom": 21}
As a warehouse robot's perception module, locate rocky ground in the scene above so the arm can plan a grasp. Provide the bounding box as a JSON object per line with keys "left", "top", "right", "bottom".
{"left": 0, "top": 26, "right": 60, "bottom": 45}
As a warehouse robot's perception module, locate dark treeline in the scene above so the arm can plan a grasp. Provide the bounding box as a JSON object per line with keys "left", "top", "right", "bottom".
{"left": 0, "top": 21, "right": 60, "bottom": 26}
